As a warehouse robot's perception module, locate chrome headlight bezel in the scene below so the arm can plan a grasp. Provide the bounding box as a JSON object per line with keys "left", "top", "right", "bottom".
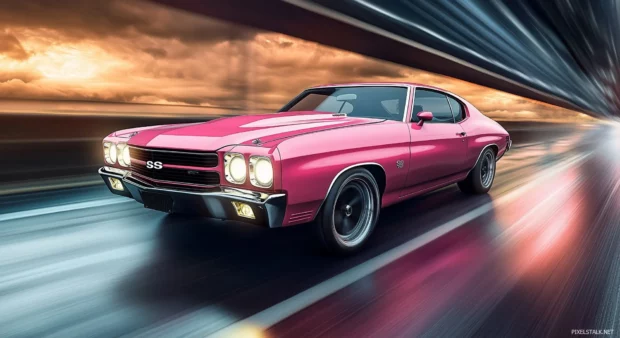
{"left": 224, "top": 152, "right": 247, "bottom": 184}
{"left": 249, "top": 156, "right": 273, "bottom": 188}
{"left": 103, "top": 142, "right": 116, "bottom": 164}
{"left": 117, "top": 143, "right": 131, "bottom": 167}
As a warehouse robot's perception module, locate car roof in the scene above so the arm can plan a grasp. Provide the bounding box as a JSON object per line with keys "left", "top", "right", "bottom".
{"left": 310, "top": 82, "right": 469, "bottom": 102}
{"left": 310, "top": 82, "right": 446, "bottom": 92}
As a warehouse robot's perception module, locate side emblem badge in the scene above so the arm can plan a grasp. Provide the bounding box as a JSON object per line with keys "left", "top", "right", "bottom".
{"left": 396, "top": 160, "right": 404, "bottom": 169}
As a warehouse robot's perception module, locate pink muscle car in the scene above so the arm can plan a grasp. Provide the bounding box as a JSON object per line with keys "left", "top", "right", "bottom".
{"left": 100, "top": 83, "right": 510, "bottom": 254}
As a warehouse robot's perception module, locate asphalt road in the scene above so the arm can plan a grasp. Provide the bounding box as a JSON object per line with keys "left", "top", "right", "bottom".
{"left": 0, "top": 123, "right": 618, "bottom": 337}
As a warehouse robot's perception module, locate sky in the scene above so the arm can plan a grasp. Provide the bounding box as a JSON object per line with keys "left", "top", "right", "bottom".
{"left": 0, "top": 0, "right": 595, "bottom": 122}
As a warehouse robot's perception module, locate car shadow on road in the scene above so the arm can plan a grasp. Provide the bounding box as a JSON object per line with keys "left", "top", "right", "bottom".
{"left": 116, "top": 184, "right": 500, "bottom": 330}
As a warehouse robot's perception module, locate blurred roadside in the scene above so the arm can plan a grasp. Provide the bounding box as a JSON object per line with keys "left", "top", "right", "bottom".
{"left": 0, "top": 111, "right": 595, "bottom": 196}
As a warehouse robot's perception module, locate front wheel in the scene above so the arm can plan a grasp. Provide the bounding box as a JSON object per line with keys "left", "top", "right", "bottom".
{"left": 458, "top": 148, "right": 496, "bottom": 194}
{"left": 315, "top": 168, "right": 380, "bottom": 254}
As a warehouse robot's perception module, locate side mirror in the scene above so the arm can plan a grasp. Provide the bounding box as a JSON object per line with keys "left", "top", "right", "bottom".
{"left": 417, "top": 111, "right": 433, "bottom": 126}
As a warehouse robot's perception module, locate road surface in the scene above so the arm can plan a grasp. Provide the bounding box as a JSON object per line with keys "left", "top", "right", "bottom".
{"left": 0, "top": 123, "right": 618, "bottom": 337}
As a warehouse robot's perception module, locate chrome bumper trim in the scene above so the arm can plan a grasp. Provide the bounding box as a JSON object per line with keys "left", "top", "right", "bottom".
{"left": 99, "top": 167, "right": 286, "bottom": 227}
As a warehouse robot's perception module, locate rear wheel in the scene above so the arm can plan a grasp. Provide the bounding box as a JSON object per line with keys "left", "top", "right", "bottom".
{"left": 315, "top": 168, "right": 380, "bottom": 254}
{"left": 458, "top": 148, "right": 496, "bottom": 194}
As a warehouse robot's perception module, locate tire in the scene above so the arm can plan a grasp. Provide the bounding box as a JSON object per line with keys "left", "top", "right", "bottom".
{"left": 315, "top": 168, "right": 381, "bottom": 254}
{"left": 458, "top": 148, "right": 496, "bottom": 194}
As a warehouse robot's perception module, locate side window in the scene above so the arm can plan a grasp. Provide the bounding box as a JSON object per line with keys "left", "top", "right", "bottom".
{"left": 447, "top": 97, "right": 465, "bottom": 122}
{"left": 412, "top": 89, "right": 454, "bottom": 123}
{"left": 380, "top": 99, "right": 401, "bottom": 116}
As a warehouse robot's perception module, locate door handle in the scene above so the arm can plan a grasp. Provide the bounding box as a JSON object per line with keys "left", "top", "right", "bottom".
{"left": 457, "top": 132, "right": 467, "bottom": 137}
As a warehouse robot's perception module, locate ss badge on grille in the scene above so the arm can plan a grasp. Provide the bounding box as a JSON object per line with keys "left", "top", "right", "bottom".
{"left": 396, "top": 160, "right": 404, "bottom": 169}
{"left": 146, "top": 161, "right": 163, "bottom": 170}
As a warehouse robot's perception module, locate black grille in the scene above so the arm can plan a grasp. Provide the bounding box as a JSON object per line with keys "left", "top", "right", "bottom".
{"left": 129, "top": 147, "right": 218, "bottom": 168}
{"left": 131, "top": 165, "right": 220, "bottom": 186}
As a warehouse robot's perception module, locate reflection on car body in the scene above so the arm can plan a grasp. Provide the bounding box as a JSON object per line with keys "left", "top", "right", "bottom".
{"left": 99, "top": 82, "right": 510, "bottom": 254}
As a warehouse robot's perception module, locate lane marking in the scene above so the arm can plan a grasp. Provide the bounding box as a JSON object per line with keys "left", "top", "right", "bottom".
{"left": 210, "top": 152, "right": 590, "bottom": 337}
{"left": 0, "top": 198, "right": 132, "bottom": 222}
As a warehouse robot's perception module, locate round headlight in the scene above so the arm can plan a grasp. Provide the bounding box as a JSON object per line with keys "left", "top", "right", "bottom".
{"left": 123, "top": 146, "right": 131, "bottom": 165}
{"left": 117, "top": 144, "right": 130, "bottom": 167}
{"left": 103, "top": 143, "right": 114, "bottom": 164}
{"left": 109, "top": 143, "right": 117, "bottom": 164}
{"left": 229, "top": 156, "right": 247, "bottom": 183}
{"left": 253, "top": 158, "right": 273, "bottom": 187}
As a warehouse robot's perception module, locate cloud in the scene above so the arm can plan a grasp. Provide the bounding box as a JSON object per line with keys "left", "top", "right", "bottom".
{"left": 0, "top": 70, "right": 41, "bottom": 83}
{"left": 0, "top": 0, "right": 588, "bottom": 121}
{"left": 0, "top": 0, "right": 257, "bottom": 43}
{"left": 142, "top": 47, "right": 167, "bottom": 59}
{"left": 0, "top": 32, "right": 29, "bottom": 60}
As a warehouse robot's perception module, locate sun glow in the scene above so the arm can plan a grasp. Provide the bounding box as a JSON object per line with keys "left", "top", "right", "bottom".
{"left": 35, "top": 46, "right": 100, "bottom": 80}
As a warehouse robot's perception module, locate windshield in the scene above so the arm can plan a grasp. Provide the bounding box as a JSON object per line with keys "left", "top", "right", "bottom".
{"left": 280, "top": 86, "right": 408, "bottom": 122}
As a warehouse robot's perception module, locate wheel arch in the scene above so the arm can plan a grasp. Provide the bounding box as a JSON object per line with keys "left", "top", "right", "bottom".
{"left": 467, "top": 143, "right": 498, "bottom": 175}
{"left": 477, "top": 143, "right": 499, "bottom": 163}
{"left": 313, "top": 162, "right": 386, "bottom": 220}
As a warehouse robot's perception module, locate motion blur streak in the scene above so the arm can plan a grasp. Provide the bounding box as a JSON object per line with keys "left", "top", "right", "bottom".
{"left": 269, "top": 124, "right": 620, "bottom": 337}
{"left": 290, "top": 0, "right": 620, "bottom": 117}
{"left": 1, "top": 123, "right": 618, "bottom": 337}
{"left": 160, "top": 0, "right": 620, "bottom": 118}
{"left": 0, "top": 198, "right": 129, "bottom": 222}
{"left": 339, "top": 0, "right": 616, "bottom": 115}
{"left": 213, "top": 152, "right": 589, "bottom": 337}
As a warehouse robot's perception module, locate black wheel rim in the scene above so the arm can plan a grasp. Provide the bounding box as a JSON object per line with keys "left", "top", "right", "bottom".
{"left": 332, "top": 177, "right": 374, "bottom": 247}
{"left": 480, "top": 152, "right": 495, "bottom": 188}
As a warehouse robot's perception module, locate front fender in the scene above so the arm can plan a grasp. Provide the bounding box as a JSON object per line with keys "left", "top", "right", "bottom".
{"left": 274, "top": 122, "right": 410, "bottom": 225}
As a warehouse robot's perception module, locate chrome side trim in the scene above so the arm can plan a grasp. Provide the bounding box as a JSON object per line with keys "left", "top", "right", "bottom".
{"left": 314, "top": 162, "right": 386, "bottom": 219}
{"left": 467, "top": 143, "right": 499, "bottom": 175}
{"left": 310, "top": 83, "right": 411, "bottom": 89}
{"left": 409, "top": 85, "right": 421, "bottom": 123}
{"left": 401, "top": 85, "right": 413, "bottom": 123}
{"left": 99, "top": 167, "right": 284, "bottom": 204}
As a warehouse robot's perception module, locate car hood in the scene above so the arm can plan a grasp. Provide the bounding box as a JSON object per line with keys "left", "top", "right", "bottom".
{"left": 127, "top": 111, "right": 384, "bottom": 151}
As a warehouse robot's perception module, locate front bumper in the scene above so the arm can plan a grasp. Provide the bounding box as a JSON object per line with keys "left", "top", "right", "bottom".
{"left": 99, "top": 167, "right": 286, "bottom": 228}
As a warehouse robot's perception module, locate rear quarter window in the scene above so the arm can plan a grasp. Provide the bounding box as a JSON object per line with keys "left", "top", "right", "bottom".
{"left": 447, "top": 97, "right": 466, "bottom": 122}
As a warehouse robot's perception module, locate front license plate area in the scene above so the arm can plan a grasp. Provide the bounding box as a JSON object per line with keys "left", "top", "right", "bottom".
{"left": 142, "top": 191, "right": 174, "bottom": 213}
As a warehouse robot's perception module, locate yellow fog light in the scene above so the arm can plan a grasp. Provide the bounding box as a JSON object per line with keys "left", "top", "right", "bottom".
{"left": 232, "top": 201, "right": 255, "bottom": 219}
{"left": 108, "top": 177, "right": 124, "bottom": 191}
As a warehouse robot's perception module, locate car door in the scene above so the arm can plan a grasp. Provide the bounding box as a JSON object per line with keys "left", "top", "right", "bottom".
{"left": 404, "top": 88, "right": 468, "bottom": 190}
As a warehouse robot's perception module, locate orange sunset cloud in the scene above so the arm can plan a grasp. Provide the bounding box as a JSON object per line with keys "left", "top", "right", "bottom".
{"left": 0, "top": 0, "right": 595, "bottom": 122}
